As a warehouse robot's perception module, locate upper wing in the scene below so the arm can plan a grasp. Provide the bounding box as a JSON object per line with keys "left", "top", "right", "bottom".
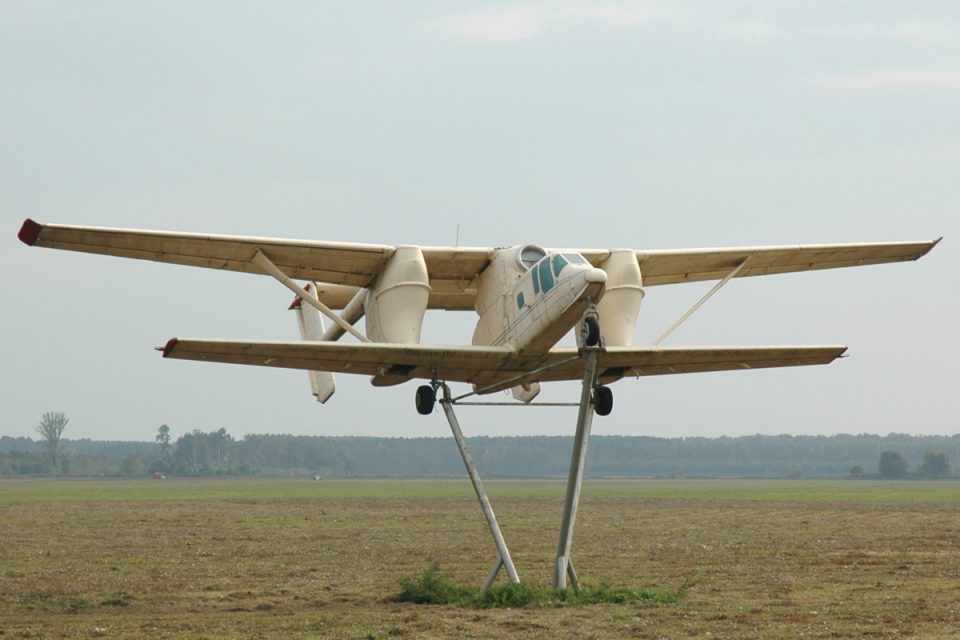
{"left": 17, "top": 219, "right": 490, "bottom": 308}
{"left": 160, "top": 339, "right": 846, "bottom": 390}
{"left": 19, "top": 219, "right": 939, "bottom": 309}
{"left": 629, "top": 240, "right": 940, "bottom": 286}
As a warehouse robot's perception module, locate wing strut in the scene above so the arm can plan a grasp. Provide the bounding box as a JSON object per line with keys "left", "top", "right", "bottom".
{"left": 653, "top": 257, "right": 749, "bottom": 346}
{"left": 253, "top": 250, "right": 369, "bottom": 343}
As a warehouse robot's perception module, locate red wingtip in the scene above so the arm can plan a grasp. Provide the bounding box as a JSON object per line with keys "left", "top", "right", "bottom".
{"left": 17, "top": 219, "right": 42, "bottom": 246}
{"left": 288, "top": 283, "right": 311, "bottom": 310}
{"left": 161, "top": 338, "right": 179, "bottom": 358}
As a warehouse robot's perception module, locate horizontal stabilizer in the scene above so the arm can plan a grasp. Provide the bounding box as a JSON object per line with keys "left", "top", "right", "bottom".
{"left": 160, "top": 339, "right": 847, "bottom": 393}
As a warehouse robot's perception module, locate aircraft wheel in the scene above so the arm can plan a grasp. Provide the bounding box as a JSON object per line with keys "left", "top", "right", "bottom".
{"left": 594, "top": 385, "right": 613, "bottom": 416}
{"left": 415, "top": 385, "right": 436, "bottom": 415}
{"left": 582, "top": 316, "right": 601, "bottom": 347}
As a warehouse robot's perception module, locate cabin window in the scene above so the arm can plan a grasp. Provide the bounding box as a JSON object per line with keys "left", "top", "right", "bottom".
{"left": 516, "top": 292, "right": 525, "bottom": 309}
{"left": 532, "top": 268, "right": 540, "bottom": 294}
{"left": 538, "top": 259, "right": 554, "bottom": 292}
{"left": 551, "top": 254, "right": 569, "bottom": 277}
{"left": 564, "top": 253, "right": 587, "bottom": 265}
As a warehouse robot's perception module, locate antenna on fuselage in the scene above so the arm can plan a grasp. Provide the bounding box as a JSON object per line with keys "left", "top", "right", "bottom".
{"left": 455, "top": 223, "right": 461, "bottom": 248}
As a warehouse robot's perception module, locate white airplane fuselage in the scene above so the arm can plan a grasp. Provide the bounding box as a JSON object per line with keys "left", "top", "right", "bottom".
{"left": 471, "top": 246, "right": 608, "bottom": 353}
{"left": 500, "top": 254, "right": 607, "bottom": 352}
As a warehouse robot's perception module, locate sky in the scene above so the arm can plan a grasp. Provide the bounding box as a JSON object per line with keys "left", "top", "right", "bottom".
{"left": 2, "top": 1, "right": 958, "bottom": 442}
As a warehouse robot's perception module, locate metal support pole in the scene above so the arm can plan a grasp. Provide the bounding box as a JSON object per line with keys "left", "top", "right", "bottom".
{"left": 554, "top": 347, "right": 600, "bottom": 590}
{"left": 439, "top": 384, "right": 521, "bottom": 589}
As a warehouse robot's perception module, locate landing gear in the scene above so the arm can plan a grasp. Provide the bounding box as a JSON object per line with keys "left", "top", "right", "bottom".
{"left": 594, "top": 385, "right": 613, "bottom": 416}
{"left": 415, "top": 385, "right": 436, "bottom": 415}
{"left": 580, "top": 316, "right": 601, "bottom": 347}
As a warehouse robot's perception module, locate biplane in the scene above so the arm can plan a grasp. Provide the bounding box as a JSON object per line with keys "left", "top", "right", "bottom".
{"left": 17, "top": 218, "right": 940, "bottom": 588}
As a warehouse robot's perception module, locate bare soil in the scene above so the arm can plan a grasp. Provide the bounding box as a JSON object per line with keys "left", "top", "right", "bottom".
{"left": 2, "top": 479, "right": 959, "bottom": 639}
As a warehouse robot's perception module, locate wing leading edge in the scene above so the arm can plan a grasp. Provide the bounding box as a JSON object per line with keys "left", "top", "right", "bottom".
{"left": 160, "top": 339, "right": 847, "bottom": 391}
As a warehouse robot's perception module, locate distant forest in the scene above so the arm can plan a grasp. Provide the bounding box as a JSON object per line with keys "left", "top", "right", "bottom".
{"left": 2, "top": 429, "right": 958, "bottom": 479}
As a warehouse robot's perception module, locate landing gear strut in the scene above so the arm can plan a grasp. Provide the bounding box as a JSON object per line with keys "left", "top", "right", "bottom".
{"left": 580, "top": 315, "right": 601, "bottom": 347}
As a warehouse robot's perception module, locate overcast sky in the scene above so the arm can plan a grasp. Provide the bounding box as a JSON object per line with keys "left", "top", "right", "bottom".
{"left": 2, "top": 1, "right": 957, "bottom": 442}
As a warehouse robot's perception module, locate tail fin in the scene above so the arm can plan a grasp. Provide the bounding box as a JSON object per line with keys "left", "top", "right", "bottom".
{"left": 289, "top": 284, "right": 336, "bottom": 403}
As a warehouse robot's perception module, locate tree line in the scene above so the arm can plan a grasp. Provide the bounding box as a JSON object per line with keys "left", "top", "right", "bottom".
{"left": 2, "top": 415, "right": 957, "bottom": 479}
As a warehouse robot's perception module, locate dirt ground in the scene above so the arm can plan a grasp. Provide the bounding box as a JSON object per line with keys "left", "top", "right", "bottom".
{"left": 2, "top": 479, "right": 959, "bottom": 639}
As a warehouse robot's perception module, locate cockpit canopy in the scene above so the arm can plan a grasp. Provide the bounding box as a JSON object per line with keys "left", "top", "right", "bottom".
{"left": 515, "top": 244, "right": 588, "bottom": 273}
{"left": 529, "top": 252, "right": 589, "bottom": 296}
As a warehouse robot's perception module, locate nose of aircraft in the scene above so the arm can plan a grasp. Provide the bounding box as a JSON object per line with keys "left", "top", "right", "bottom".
{"left": 585, "top": 267, "right": 607, "bottom": 284}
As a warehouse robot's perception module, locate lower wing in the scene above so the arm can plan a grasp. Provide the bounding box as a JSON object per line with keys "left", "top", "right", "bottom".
{"left": 160, "top": 339, "right": 846, "bottom": 392}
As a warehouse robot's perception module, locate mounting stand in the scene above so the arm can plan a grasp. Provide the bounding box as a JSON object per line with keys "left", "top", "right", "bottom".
{"left": 435, "top": 343, "right": 603, "bottom": 591}
{"left": 438, "top": 383, "right": 521, "bottom": 590}
{"left": 554, "top": 346, "right": 600, "bottom": 590}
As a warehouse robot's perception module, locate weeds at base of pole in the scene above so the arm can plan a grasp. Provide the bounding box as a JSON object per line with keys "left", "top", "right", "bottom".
{"left": 395, "top": 564, "right": 688, "bottom": 608}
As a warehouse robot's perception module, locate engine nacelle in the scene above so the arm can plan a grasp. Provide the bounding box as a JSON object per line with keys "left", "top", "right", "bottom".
{"left": 364, "top": 246, "right": 431, "bottom": 343}
{"left": 596, "top": 249, "right": 644, "bottom": 346}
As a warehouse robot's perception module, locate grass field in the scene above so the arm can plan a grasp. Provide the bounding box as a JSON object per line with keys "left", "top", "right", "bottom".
{"left": 2, "top": 478, "right": 959, "bottom": 638}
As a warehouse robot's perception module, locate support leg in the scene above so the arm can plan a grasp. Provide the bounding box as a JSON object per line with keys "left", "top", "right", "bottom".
{"left": 439, "top": 385, "right": 521, "bottom": 589}
{"left": 566, "top": 558, "right": 580, "bottom": 591}
{"left": 483, "top": 556, "right": 504, "bottom": 592}
{"left": 554, "top": 348, "right": 600, "bottom": 589}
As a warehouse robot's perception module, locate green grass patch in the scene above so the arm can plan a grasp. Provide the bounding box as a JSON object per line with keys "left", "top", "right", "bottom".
{"left": 396, "top": 564, "right": 680, "bottom": 608}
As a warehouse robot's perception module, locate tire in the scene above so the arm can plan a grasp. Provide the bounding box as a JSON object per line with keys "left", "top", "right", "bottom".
{"left": 594, "top": 385, "right": 613, "bottom": 416}
{"left": 582, "top": 316, "right": 601, "bottom": 347}
{"left": 415, "top": 385, "right": 436, "bottom": 415}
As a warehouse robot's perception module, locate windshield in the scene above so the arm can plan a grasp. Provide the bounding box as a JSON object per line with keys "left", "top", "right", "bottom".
{"left": 551, "top": 254, "right": 569, "bottom": 276}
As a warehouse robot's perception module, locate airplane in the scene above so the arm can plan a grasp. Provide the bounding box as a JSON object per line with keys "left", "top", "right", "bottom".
{"left": 15, "top": 218, "right": 941, "bottom": 414}
{"left": 16, "top": 218, "right": 941, "bottom": 589}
